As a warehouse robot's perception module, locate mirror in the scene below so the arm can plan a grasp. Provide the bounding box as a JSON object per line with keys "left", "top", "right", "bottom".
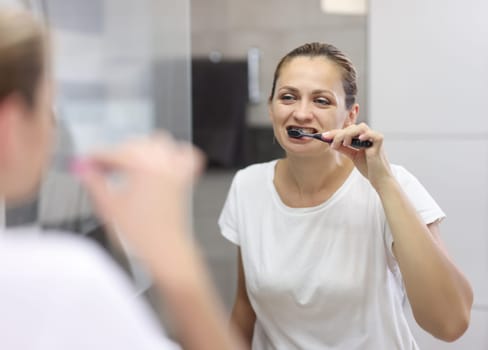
{"left": 190, "top": 0, "right": 368, "bottom": 309}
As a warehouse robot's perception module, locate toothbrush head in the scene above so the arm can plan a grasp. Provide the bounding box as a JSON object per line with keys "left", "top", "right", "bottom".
{"left": 287, "top": 129, "right": 304, "bottom": 138}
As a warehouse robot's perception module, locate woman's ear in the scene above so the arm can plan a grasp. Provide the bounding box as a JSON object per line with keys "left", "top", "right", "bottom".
{"left": 268, "top": 101, "right": 274, "bottom": 123}
{"left": 343, "top": 103, "right": 359, "bottom": 128}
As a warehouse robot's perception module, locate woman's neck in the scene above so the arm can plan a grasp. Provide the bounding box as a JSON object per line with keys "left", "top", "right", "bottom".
{"left": 275, "top": 151, "right": 354, "bottom": 206}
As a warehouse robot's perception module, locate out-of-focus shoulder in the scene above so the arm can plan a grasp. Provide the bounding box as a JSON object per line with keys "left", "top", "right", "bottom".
{"left": 0, "top": 229, "right": 121, "bottom": 285}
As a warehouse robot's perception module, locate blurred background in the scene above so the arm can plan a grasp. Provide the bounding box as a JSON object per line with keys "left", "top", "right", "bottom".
{"left": 1, "top": 0, "right": 487, "bottom": 348}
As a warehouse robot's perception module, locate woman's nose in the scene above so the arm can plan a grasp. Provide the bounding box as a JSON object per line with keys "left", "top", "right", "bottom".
{"left": 293, "top": 101, "right": 313, "bottom": 121}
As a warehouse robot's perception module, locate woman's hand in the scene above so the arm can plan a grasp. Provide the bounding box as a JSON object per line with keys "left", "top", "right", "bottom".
{"left": 75, "top": 134, "right": 204, "bottom": 271}
{"left": 75, "top": 135, "right": 247, "bottom": 350}
{"left": 323, "top": 123, "right": 393, "bottom": 191}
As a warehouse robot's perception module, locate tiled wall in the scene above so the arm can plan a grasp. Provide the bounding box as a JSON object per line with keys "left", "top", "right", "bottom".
{"left": 41, "top": 0, "right": 191, "bottom": 227}
{"left": 369, "top": 0, "right": 488, "bottom": 348}
{"left": 191, "top": 0, "right": 368, "bottom": 126}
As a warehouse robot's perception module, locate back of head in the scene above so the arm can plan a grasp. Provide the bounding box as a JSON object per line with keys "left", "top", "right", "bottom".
{"left": 0, "top": 9, "right": 49, "bottom": 203}
{"left": 0, "top": 9, "right": 46, "bottom": 108}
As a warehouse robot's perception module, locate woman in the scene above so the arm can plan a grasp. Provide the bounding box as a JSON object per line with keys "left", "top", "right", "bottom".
{"left": 0, "top": 8, "right": 244, "bottom": 350}
{"left": 219, "top": 42, "right": 473, "bottom": 349}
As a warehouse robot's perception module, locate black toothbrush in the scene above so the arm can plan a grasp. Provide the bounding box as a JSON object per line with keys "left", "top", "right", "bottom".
{"left": 287, "top": 129, "right": 373, "bottom": 148}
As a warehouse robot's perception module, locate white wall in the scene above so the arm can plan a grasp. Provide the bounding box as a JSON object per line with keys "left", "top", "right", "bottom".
{"left": 369, "top": 0, "right": 488, "bottom": 348}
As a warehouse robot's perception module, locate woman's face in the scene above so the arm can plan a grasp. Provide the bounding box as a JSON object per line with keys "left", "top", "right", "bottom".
{"left": 269, "top": 56, "right": 358, "bottom": 157}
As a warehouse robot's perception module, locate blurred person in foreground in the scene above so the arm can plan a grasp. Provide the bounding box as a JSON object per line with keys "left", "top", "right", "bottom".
{"left": 0, "top": 8, "right": 243, "bottom": 350}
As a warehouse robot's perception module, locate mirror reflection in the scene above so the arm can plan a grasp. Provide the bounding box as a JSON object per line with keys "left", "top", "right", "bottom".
{"left": 191, "top": 0, "right": 367, "bottom": 311}
{"left": 1, "top": 0, "right": 483, "bottom": 349}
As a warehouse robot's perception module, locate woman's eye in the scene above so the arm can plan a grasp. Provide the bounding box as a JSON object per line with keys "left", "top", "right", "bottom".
{"left": 315, "top": 97, "right": 330, "bottom": 105}
{"left": 280, "top": 94, "right": 296, "bottom": 102}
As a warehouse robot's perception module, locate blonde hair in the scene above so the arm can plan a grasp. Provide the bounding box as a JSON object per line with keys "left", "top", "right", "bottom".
{"left": 0, "top": 9, "right": 46, "bottom": 107}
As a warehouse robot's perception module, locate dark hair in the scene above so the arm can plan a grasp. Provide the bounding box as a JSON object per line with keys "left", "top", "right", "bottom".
{"left": 0, "top": 10, "right": 46, "bottom": 108}
{"left": 269, "top": 42, "right": 357, "bottom": 109}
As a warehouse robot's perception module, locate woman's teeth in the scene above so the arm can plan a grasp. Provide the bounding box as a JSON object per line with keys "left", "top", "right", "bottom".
{"left": 288, "top": 127, "right": 317, "bottom": 134}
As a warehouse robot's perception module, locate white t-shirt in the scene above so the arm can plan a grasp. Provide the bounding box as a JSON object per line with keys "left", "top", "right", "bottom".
{"left": 219, "top": 160, "right": 445, "bottom": 350}
{"left": 0, "top": 229, "right": 180, "bottom": 350}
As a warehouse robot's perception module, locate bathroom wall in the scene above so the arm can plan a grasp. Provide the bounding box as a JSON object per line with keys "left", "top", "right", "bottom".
{"left": 369, "top": 0, "right": 488, "bottom": 348}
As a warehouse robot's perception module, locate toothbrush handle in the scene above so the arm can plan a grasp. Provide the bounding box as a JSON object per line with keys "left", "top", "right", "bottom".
{"left": 315, "top": 134, "right": 372, "bottom": 148}
{"left": 312, "top": 134, "right": 329, "bottom": 142}
{"left": 350, "top": 139, "right": 373, "bottom": 148}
